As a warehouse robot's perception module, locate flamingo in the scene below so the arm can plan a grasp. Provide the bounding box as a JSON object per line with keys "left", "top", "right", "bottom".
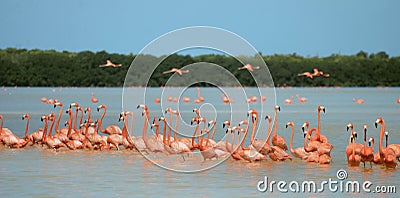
{"left": 303, "top": 131, "right": 319, "bottom": 163}
{"left": 345, "top": 123, "right": 363, "bottom": 157}
{"left": 159, "top": 117, "right": 178, "bottom": 154}
{"left": 237, "top": 64, "right": 260, "bottom": 72}
{"left": 286, "top": 122, "right": 309, "bottom": 160}
{"left": 225, "top": 127, "right": 244, "bottom": 161}
{"left": 373, "top": 132, "right": 387, "bottom": 164}
{"left": 154, "top": 98, "right": 161, "bottom": 103}
{"left": 297, "top": 71, "right": 314, "bottom": 78}
{"left": 305, "top": 127, "right": 333, "bottom": 157}
{"left": 375, "top": 118, "right": 397, "bottom": 168}
{"left": 235, "top": 125, "right": 268, "bottom": 162}
{"left": 91, "top": 93, "right": 98, "bottom": 103}
{"left": 296, "top": 94, "right": 308, "bottom": 103}
{"left": 260, "top": 96, "right": 267, "bottom": 101}
{"left": 97, "top": 104, "right": 122, "bottom": 135}
{"left": 182, "top": 96, "right": 191, "bottom": 103}
{"left": 360, "top": 124, "right": 374, "bottom": 168}
{"left": 53, "top": 102, "right": 69, "bottom": 135}
{"left": 397, "top": 98, "right": 400, "bottom": 103}
{"left": 106, "top": 113, "right": 132, "bottom": 151}
{"left": 310, "top": 106, "right": 329, "bottom": 143}
{"left": 125, "top": 110, "right": 146, "bottom": 151}
{"left": 348, "top": 133, "right": 361, "bottom": 167}
{"left": 23, "top": 114, "right": 44, "bottom": 146}
{"left": 162, "top": 68, "right": 189, "bottom": 76}
{"left": 99, "top": 60, "right": 122, "bottom": 67}
{"left": 382, "top": 131, "right": 400, "bottom": 159}
{"left": 199, "top": 128, "right": 228, "bottom": 160}
{"left": 139, "top": 106, "right": 168, "bottom": 154}
{"left": 0, "top": 115, "right": 30, "bottom": 148}
{"left": 353, "top": 98, "right": 365, "bottom": 104}
{"left": 166, "top": 109, "right": 192, "bottom": 154}
{"left": 41, "top": 115, "right": 67, "bottom": 150}
{"left": 271, "top": 106, "right": 288, "bottom": 151}
{"left": 261, "top": 116, "right": 292, "bottom": 161}
{"left": 83, "top": 121, "right": 107, "bottom": 150}
{"left": 221, "top": 93, "right": 234, "bottom": 104}
{"left": 284, "top": 96, "right": 293, "bottom": 104}
{"left": 0, "top": 114, "right": 16, "bottom": 137}
{"left": 247, "top": 110, "right": 273, "bottom": 155}
{"left": 197, "top": 87, "right": 204, "bottom": 102}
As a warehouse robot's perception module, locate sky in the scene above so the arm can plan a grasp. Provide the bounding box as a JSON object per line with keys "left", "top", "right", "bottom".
{"left": 0, "top": 0, "right": 399, "bottom": 57}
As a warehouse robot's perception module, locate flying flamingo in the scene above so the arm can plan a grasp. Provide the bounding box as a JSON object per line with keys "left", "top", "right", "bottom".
{"left": 310, "top": 106, "right": 329, "bottom": 143}
{"left": 286, "top": 121, "right": 309, "bottom": 160}
{"left": 97, "top": 104, "right": 122, "bottom": 135}
{"left": 375, "top": 118, "right": 397, "bottom": 168}
{"left": 284, "top": 96, "right": 293, "bottom": 104}
{"left": 297, "top": 71, "right": 314, "bottom": 78}
{"left": 237, "top": 64, "right": 260, "bottom": 72}
{"left": 296, "top": 94, "right": 308, "bottom": 103}
{"left": 162, "top": 68, "right": 189, "bottom": 76}
{"left": 353, "top": 98, "right": 365, "bottom": 104}
{"left": 99, "top": 60, "right": 122, "bottom": 67}
{"left": 271, "top": 106, "right": 288, "bottom": 151}
{"left": 91, "top": 93, "right": 98, "bottom": 103}
{"left": 360, "top": 124, "right": 374, "bottom": 168}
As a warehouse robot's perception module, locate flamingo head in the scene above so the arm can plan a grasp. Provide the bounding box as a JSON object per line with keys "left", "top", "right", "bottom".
{"left": 301, "top": 122, "right": 309, "bottom": 132}
{"left": 54, "top": 102, "right": 62, "bottom": 108}
{"left": 239, "top": 120, "right": 249, "bottom": 126}
{"left": 208, "top": 120, "right": 216, "bottom": 127}
{"left": 90, "top": 122, "right": 96, "bottom": 127}
{"left": 190, "top": 117, "right": 198, "bottom": 125}
{"left": 159, "top": 117, "right": 166, "bottom": 122}
{"left": 119, "top": 115, "right": 125, "bottom": 122}
{"left": 150, "top": 123, "right": 158, "bottom": 129}
{"left": 353, "top": 131, "right": 358, "bottom": 139}
{"left": 77, "top": 106, "right": 83, "bottom": 111}
{"left": 274, "top": 105, "right": 280, "bottom": 111}
{"left": 65, "top": 108, "right": 72, "bottom": 115}
{"left": 285, "top": 121, "right": 294, "bottom": 128}
{"left": 64, "top": 121, "right": 68, "bottom": 127}
{"left": 22, "top": 113, "right": 29, "bottom": 120}
{"left": 375, "top": 117, "right": 383, "bottom": 128}
{"left": 84, "top": 107, "right": 91, "bottom": 114}
{"left": 97, "top": 104, "right": 105, "bottom": 111}
{"left": 318, "top": 106, "right": 325, "bottom": 113}
{"left": 346, "top": 123, "right": 353, "bottom": 131}
{"left": 222, "top": 120, "right": 230, "bottom": 128}
{"left": 165, "top": 107, "right": 172, "bottom": 113}
{"left": 265, "top": 116, "right": 272, "bottom": 122}
{"left": 137, "top": 104, "right": 147, "bottom": 110}
{"left": 69, "top": 102, "right": 79, "bottom": 108}
{"left": 40, "top": 115, "right": 46, "bottom": 122}
{"left": 368, "top": 136, "right": 374, "bottom": 146}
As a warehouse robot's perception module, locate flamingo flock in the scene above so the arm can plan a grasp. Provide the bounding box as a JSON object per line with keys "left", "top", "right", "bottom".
{"left": 1, "top": 94, "right": 399, "bottom": 170}
{"left": 346, "top": 119, "right": 400, "bottom": 169}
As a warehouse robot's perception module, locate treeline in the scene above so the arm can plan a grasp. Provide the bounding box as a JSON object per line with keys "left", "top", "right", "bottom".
{"left": 1, "top": 48, "right": 399, "bottom": 87}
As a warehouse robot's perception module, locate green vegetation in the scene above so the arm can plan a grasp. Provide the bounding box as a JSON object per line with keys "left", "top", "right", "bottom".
{"left": 1, "top": 48, "right": 399, "bottom": 87}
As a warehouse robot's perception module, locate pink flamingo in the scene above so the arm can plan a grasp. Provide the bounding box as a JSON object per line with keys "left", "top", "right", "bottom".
{"left": 97, "top": 104, "right": 122, "bottom": 135}
{"left": 375, "top": 118, "right": 397, "bottom": 168}
{"left": 271, "top": 106, "right": 288, "bottom": 151}
{"left": 286, "top": 121, "right": 309, "bottom": 160}
{"left": 360, "top": 124, "right": 374, "bottom": 168}
{"left": 310, "top": 106, "right": 329, "bottom": 143}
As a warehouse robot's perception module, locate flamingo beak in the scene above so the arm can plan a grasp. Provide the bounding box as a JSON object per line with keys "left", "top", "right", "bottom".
{"left": 374, "top": 122, "right": 378, "bottom": 128}
{"left": 303, "top": 133, "right": 306, "bottom": 138}
{"left": 285, "top": 124, "right": 288, "bottom": 128}
{"left": 53, "top": 104, "right": 57, "bottom": 108}
{"left": 41, "top": 117, "right": 44, "bottom": 122}
{"left": 322, "top": 108, "right": 325, "bottom": 113}
{"left": 136, "top": 105, "right": 140, "bottom": 109}
{"left": 222, "top": 123, "right": 226, "bottom": 128}
{"left": 301, "top": 126, "right": 305, "bottom": 132}
{"left": 346, "top": 126, "right": 350, "bottom": 131}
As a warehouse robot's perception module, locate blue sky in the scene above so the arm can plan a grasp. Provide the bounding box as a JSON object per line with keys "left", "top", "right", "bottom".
{"left": 0, "top": 0, "right": 399, "bottom": 57}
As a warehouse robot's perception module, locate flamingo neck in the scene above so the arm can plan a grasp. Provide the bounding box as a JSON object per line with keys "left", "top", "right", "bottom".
{"left": 174, "top": 114, "right": 179, "bottom": 142}
{"left": 24, "top": 116, "right": 30, "bottom": 137}
{"left": 250, "top": 113, "right": 258, "bottom": 144}
{"left": 242, "top": 124, "right": 249, "bottom": 149}
{"left": 84, "top": 124, "right": 89, "bottom": 138}
{"left": 42, "top": 119, "right": 48, "bottom": 141}
{"left": 167, "top": 113, "right": 172, "bottom": 144}
{"left": 205, "top": 130, "right": 210, "bottom": 147}
{"left": 317, "top": 110, "right": 321, "bottom": 138}
{"left": 142, "top": 114, "right": 148, "bottom": 138}
{"left": 129, "top": 114, "right": 134, "bottom": 137}
{"left": 74, "top": 109, "right": 78, "bottom": 132}
{"left": 162, "top": 120, "right": 167, "bottom": 145}
{"left": 55, "top": 105, "right": 62, "bottom": 133}
{"left": 266, "top": 120, "right": 272, "bottom": 145}
{"left": 67, "top": 112, "right": 73, "bottom": 137}
{"left": 363, "top": 130, "right": 367, "bottom": 155}
{"left": 0, "top": 116, "right": 3, "bottom": 135}
{"left": 98, "top": 107, "right": 106, "bottom": 133}
{"left": 379, "top": 121, "right": 385, "bottom": 155}
{"left": 273, "top": 110, "right": 278, "bottom": 137}
{"left": 155, "top": 126, "right": 159, "bottom": 137}
{"left": 211, "top": 124, "right": 216, "bottom": 140}
{"left": 49, "top": 118, "right": 55, "bottom": 136}
{"left": 290, "top": 125, "right": 294, "bottom": 153}
{"left": 192, "top": 123, "right": 199, "bottom": 148}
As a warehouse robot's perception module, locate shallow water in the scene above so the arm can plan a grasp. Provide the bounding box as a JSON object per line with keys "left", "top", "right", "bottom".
{"left": 0, "top": 87, "right": 399, "bottom": 197}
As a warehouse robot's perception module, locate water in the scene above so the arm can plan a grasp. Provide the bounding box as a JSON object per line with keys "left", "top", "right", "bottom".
{"left": 0, "top": 87, "right": 399, "bottom": 197}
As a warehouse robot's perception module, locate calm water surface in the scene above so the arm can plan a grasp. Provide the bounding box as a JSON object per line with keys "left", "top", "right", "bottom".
{"left": 0, "top": 87, "right": 399, "bottom": 197}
